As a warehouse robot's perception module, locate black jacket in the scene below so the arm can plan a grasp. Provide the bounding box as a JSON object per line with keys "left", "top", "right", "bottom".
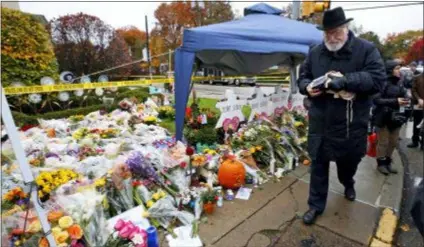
{"left": 297, "top": 31, "right": 386, "bottom": 161}
{"left": 372, "top": 76, "right": 407, "bottom": 129}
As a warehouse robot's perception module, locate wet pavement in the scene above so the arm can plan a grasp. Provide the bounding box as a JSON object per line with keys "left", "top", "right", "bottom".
{"left": 395, "top": 131, "right": 423, "bottom": 247}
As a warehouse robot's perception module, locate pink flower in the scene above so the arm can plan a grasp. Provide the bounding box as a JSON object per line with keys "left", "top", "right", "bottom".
{"left": 114, "top": 219, "right": 126, "bottom": 231}
{"left": 70, "top": 240, "right": 85, "bottom": 247}
{"left": 118, "top": 222, "right": 137, "bottom": 239}
{"left": 129, "top": 227, "right": 141, "bottom": 239}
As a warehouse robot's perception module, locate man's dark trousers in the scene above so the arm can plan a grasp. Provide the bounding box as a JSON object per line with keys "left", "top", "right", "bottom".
{"left": 308, "top": 147, "right": 362, "bottom": 212}
{"left": 412, "top": 109, "right": 423, "bottom": 146}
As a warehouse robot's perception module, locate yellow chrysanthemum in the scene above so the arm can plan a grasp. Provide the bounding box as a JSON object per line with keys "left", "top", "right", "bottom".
{"left": 159, "top": 190, "right": 167, "bottom": 198}
{"left": 152, "top": 193, "right": 161, "bottom": 201}
{"left": 95, "top": 178, "right": 106, "bottom": 187}
{"left": 146, "top": 200, "right": 155, "bottom": 208}
{"left": 28, "top": 220, "right": 42, "bottom": 233}
{"left": 142, "top": 211, "right": 150, "bottom": 218}
{"left": 294, "top": 121, "right": 304, "bottom": 127}
{"left": 52, "top": 227, "right": 62, "bottom": 235}
{"left": 58, "top": 216, "right": 73, "bottom": 229}
{"left": 54, "top": 231, "right": 69, "bottom": 243}
{"left": 249, "top": 147, "right": 256, "bottom": 154}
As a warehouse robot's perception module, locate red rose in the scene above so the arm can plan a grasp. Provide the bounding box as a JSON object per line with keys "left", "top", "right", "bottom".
{"left": 179, "top": 162, "right": 187, "bottom": 168}
{"left": 186, "top": 146, "right": 194, "bottom": 156}
{"left": 20, "top": 124, "right": 37, "bottom": 132}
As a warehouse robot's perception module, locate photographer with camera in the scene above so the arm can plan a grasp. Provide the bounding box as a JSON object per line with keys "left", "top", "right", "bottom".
{"left": 373, "top": 60, "right": 409, "bottom": 175}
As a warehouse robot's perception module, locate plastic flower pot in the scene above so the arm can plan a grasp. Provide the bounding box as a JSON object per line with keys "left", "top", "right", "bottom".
{"left": 203, "top": 202, "right": 216, "bottom": 214}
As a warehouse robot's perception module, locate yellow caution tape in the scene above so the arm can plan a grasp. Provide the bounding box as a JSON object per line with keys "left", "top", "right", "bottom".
{"left": 3, "top": 79, "right": 172, "bottom": 95}
{"left": 3, "top": 76, "right": 289, "bottom": 95}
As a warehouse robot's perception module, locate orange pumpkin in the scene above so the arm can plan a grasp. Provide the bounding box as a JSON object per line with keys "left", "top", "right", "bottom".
{"left": 218, "top": 156, "right": 246, "bottom": 189}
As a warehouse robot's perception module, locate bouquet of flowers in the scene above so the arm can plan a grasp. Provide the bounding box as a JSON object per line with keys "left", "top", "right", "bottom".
{"left": 105, "top": 219, "right": 147, "bottom": 247}
{"left": 143, "top": 116, "right": 158, "bottom": 125}
{"left": 56, "top": 189, "right": 110, "bottom": 247}
{"left": 35, "top": 169, "right": 79, "bottom": 202}
{"left": 1, "top": 187, "right": 29, "bottom": 211}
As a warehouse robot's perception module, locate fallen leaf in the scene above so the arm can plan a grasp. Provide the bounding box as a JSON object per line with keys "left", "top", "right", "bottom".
{"left": 400, "top": 224, "right": 410, "bottom": 232}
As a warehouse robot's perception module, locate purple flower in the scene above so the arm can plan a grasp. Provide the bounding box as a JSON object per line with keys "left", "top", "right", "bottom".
{"left": 126, "top": 151, "right": 159, "bottom": 182}
{"left": 45, "top": 152, "right": 59, "bottom": 159}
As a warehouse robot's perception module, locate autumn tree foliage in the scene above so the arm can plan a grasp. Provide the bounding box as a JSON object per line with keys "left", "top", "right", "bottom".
{"left": 117, "top": 26, "right": 146, "bottom": 60}
{"left": 117, "top": 26, "right": 146, "bottom": 74}
{"left": 151, "top": 1, "right": 234, "bottom": 71}
{"left": 382, "top": 30, "right": 423, "bottom": 60}
{"left": 404, "top": 38, "right": 424, "bottom": 64}
{"left": 1, "top": 7, "right": 58, "bottom": 86}
{"left": 49, "top": 13, "right": 132, "bottom": 78}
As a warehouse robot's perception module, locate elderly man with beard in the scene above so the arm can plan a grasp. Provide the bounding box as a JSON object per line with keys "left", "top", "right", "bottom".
{"left": 298, "top": 7, "right": 386, "bottom": 225}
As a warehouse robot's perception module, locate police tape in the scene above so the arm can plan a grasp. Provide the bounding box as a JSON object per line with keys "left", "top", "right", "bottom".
{"left": 2, "top": 76, "right": 289, "bottom": 95}
{"left": 3, "top": 79, "right": 172, "bottom": 95}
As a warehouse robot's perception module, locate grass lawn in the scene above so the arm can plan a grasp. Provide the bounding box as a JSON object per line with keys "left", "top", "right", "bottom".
{"left": 159, "top": 97, "right": 251, "bottom": 134}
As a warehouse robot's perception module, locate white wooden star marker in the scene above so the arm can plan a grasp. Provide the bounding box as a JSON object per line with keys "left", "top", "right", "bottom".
{"left": 247, "top": 87, "right": 270, "bottom": 122}
{"left": 215, "top": 89, "right": 246, "bottom": 131}
{"left": 270, "top": 86, "right": 290, "bottom": 117}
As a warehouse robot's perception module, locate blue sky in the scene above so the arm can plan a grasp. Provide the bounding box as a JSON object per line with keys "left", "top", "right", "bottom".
{"left": 18, "top": 1, "right": 423, "bottom": 41}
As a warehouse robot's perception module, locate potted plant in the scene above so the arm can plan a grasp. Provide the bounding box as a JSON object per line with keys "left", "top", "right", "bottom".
{"left": 201, "top": 189, "right": 218, "bottom": 214}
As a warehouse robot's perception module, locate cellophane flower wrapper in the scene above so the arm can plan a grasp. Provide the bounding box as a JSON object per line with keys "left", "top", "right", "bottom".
{"left": 146, "top": 196, "right": 195, "bottom": 228}
{"left": 56, "top": 189, "right": 110, "bottom": 246}
{"left": 135, "top": 185, "right": 152, "bottom": 203}
{"left": 78, "top": 156, "right": 114, "bottom": 179}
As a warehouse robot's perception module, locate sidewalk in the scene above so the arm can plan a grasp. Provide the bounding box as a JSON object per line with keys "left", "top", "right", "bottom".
{"left": 190, "top": 151, "right": 404, "bottom": 247}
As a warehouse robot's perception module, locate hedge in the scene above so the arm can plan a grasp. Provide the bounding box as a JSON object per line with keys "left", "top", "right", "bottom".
{"left": 11, "top": 104, "right": 118, "bottom": 127}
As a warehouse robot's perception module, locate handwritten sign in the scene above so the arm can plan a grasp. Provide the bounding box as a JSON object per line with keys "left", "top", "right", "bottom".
{"left": 289, "top": 92, "right": 306, "bottom": 112}
{"left": 270, "top": 86, "right": 289, "bottom": 117}
{"left": 247, "top": 87, "right": 270, "bottom": 122}
{"left": 215, "top": 90, "right": 246, "bottom": 131}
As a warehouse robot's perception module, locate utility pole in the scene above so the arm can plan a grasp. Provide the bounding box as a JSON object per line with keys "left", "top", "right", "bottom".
{"left": 292, "top": 1, "right": 301, "bottom": 20}
{"left": 145, "top": 15, "right": 152, "bottom": 79}
{"left": 290, "top": 1, "right": 301, "bottom": 93}
{"left": 168, "top": 49, "right": 172, "bottom": 73}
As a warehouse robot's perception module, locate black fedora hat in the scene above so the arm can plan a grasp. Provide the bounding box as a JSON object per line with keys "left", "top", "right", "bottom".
{"left": 317, "top": 7, "right": 353, "bottom": 31}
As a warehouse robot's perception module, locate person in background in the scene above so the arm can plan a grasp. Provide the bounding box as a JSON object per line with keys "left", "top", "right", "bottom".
{"left": 297, "top": 7, "right": 386, "bottom": 225}
{"left": 372, "top": 60, "right": 409, "bottom": 175}
{"left": 408, "top": 73, "right": 424, "bottom": 149}
{"left": 409, "top": 62, "right": 422, "bottom": 77}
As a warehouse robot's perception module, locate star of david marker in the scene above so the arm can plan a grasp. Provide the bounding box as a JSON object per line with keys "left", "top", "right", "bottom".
{"left": 247, "top": 87, "right": 270, "bottom": 122}
{"left": 270, "top": 86, "right": 290, "bottom": 117}
{"left": 215, "top": 89, "right": 246, "bottom": 131}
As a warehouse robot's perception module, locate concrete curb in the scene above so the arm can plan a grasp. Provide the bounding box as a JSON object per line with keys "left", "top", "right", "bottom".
{"left": 369, "top": 150, "right": 404, "bottom": 246}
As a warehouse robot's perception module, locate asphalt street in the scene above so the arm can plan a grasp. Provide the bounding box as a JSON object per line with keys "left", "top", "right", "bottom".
{"left": 396, "top": 122, "right": 424, "bottom": 247}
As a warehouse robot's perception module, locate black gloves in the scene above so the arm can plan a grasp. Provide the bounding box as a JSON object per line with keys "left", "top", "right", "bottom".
{"left": 327, "top": 74, "right": 348, "bottom": 92}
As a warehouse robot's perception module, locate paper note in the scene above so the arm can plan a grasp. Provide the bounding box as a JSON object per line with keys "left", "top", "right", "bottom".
{"left": 235, "top": 187, "right": 252, "bottom": 200}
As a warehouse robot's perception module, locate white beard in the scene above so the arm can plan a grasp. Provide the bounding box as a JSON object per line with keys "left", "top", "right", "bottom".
{"left": 324, "top": 40, "right": 345, "bottom": 52}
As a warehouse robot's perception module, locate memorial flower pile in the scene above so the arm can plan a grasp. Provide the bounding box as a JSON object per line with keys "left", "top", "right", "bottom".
{"left": 1, "top": 95, "right": 309, "bottom": 247}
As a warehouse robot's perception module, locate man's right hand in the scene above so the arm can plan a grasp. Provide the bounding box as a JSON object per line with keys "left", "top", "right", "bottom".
{"left": 398, "top": 98, "right": 410, "bottom": 106}
{"left": 307, "top": 83, "right": 323, "bottom": 97}
{"left": 418, "top": 99, "right": 424, "bottom": 108}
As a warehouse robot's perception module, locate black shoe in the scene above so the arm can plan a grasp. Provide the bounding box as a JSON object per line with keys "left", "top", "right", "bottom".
{"left": 344, "top": 187, "right": 356, "bottom": 201}
{"left": 407, "top": 142, "right": 419, "bottom": 148}
{"left": 377, "top": 158, "right": 390, "bottom": 176}
{"left": 303, "top": 209, "right": 321, "bottom": 225}
{"left": 385, "top": 157, "right": 398, "bottom": 174}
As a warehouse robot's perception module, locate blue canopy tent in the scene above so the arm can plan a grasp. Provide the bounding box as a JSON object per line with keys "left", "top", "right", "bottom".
{"left": 174, "top": 3, "right": 323, "bottom": 141}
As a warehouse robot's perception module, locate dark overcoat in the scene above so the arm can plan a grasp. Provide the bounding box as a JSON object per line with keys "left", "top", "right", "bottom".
{"left": 298, "top": 31, "right": 386, "bottom": 161}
